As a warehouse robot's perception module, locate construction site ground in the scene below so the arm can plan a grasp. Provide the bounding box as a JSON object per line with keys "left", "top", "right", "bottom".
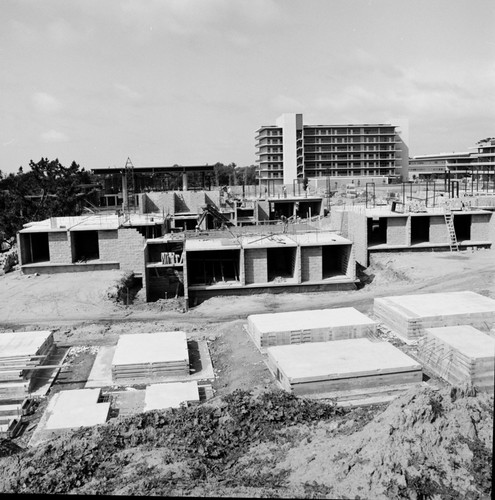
{"left": 0, "top": 248, "right": 493, "bottom": 497}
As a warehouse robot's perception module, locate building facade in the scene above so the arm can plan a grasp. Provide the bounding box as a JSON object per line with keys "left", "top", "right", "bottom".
{"left": 409, "top": 138, "right": 495, "bottom": 184}
{"left": 256, "top": 113, "right": 408, "bottom": 186}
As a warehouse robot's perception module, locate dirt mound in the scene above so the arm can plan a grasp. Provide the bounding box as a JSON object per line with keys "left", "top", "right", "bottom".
{"left": 281, "top": 385, "right": 493, "bottom": 499}
{"left": 0, "top": 386, "right": 491, "bottom": 497}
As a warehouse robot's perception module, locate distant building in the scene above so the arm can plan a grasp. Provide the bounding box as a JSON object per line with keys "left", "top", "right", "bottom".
{"left": 255, "top": 113, "right": 408, "bottom": 186}
{"left": 409, "top": 137, "right": 495, "bottom": 183}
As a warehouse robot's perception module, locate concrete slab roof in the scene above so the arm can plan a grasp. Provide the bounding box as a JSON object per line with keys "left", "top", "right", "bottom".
{"left": 291, "top": 232, "right": 351, "bottom": 246}
{"left": 425, "top": 325, "right": 495, "bottom": 359}
{"left": 185, "top": 238, "right": 241, "bottom": 251}
{"left": 44, "top": 389, "right": 109, "bottom": 430}
{"left": 268, "top": 338, "right": 421, "bottom": 383}
{"left": 0, "top": 330, "right": 52, "bottom": 357}
{"left": 268, "top": 196, "right": 323, "bottom": 202}
{"left": 144, "top": 381, "right": 199, "bottom": 411}
{"left": 20, "top": 214, "right": 164, "bottom": 233}
{"left": 375, "top": 291, "right": 495, "bottom": 318}
{"left": 112, "top": 331, "right": 189, "bottom": 366}
{"left": 240, "top": 234, "right": 297, "bottom": 248}
{"left": 249, "top": 308, "right": 376, "bottom": 334}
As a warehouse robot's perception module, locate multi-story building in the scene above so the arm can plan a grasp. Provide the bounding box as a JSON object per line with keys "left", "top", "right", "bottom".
{"left": 409, "top": 138, "right": 495, "bottom": 185}
{"left": 255, "top": 113, "right": 408, "bottom": 186}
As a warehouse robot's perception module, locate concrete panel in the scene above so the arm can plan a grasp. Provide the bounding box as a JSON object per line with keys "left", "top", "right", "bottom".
{"left": 44, "top": 388, "right": 109, "bottom": 430}
{"left": 419, "top": 325, "right": 495, "bottom": 392}
{"left": 267, "top": 338, "right": 421, "bottom": 391}
{"left": 248, "top": 307, "right": 376, "bottom": 349}
{"left": 471, "top": 213, "right": 491, "bottom": 241}
{"left": 144, "top": 381, "right": 199, "bottom": 411}
{"left": 374, "top": 291, "right": 495, "bottom": 341}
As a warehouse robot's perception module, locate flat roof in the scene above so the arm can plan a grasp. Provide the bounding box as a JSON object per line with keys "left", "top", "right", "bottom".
{"left": 375, "top": 291, "right": 495, "bottom": 318}
{"left": 20, "top": 214, "right": 164, "bottom": 233}
{"left": 0, "top": 330, "right": 52, "bottom": 357}
{"left": 112, "top": 331, "right": 188, "bottom": 366}
{"left": 425, "top": 325, "right": 495, "bottom": 359}
{"left": 249, "top": 307, "right": 375, "bottom": 334}
{"left": 268, "top": 339, "right": 420, "bottom": 383}
{"left": 91, "top": 165, "right": 215, "bottom": 174}
{"left": 45, "top": 389, "right": 109, "bottom": 430}
{"left": 185, "top": 237, "right": 241, "bottom": 251}
{"left": 240, "top": 234, "right": 297, "bottom": 248}
{"left": 291, "top": 232, "right": 351, "bottom": 246}
{"left": 144, "top": 381, "right": 199, "bottom": 411}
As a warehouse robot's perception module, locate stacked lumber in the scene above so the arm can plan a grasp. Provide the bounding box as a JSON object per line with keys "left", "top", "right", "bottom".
{"left": 111, "top": 331, "right": 190, "bottom": 382}
{"left": 0, "top": 330, "right": 54, "bottom": 432}
{"left": 247, "top": 308, "right": 377, "bottom": 350}
{"left": 374, "top": 291, "right": 495, "bottom": 341}
{"left": 418, "top": 325, "right": 495, "bottom": 393}
{"left": 266, "top": 338, "right": 422, "bottom": 398}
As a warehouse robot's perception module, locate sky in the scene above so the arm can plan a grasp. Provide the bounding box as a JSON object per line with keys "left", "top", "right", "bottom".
{"left": 1, "top": 0, "right": 494, "bottom": 174}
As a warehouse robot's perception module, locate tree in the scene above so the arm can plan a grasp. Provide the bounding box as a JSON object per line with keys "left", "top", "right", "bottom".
{"left": 0, "top": 158, "right": 96, "bottom": 241}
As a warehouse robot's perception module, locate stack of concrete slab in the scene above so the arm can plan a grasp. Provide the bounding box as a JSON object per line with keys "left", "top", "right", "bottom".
{"left": 112, "top": 331, "right": 190, "bottom": 382}
{"left": 374, "top": 291, "right": 495, "bottom": 342}
{"left": 418, "top": 325, "right": 495, "bottom": 392}
{"left": 267, "top": 338, "right": 422, "bottom": 402}
{"left": 247, "top": 308, "right": 377, "bottom": 350}
{"left": 144, "top": 381, "right": 200, "bottom": 411}
{"left": 0, "top": 330, "right": 54, "bottom": 432}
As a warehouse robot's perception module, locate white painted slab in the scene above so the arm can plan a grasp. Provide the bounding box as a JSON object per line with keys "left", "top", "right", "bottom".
{"left": 144, "top": 381, "right": 199, "bottom": 411}
{"left": 0, "top": 330, "right": 52, "bottom": 357}
{"left": 45, "top": 389, "right": 109, "bottom": 430}
{"left": 268, "top": 338, "right": 421, "bottom": 383}
{"left": 112, "top": 332, "right": 188, "bottom": 366}
{"left": 248, "top": 308, "right": 376, "bottom": 334}
{"left": 375, "top": 291, "right": 495, "bottom": 318}
{"left": 425, "top": 325, "right": 495, "bottom": 359}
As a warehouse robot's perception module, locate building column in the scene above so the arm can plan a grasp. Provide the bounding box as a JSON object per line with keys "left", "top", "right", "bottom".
{"left": 182, "top": 172, "right": 188, "bottom": 191}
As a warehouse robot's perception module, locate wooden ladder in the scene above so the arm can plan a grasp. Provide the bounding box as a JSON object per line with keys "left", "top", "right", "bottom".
{"left": 444, "top": 207, "right": 459, "bottom": 252}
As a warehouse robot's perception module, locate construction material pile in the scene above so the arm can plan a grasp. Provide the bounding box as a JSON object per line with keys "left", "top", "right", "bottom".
{"left": 111, "top": 331, "right": 190, "bottom": 382}
{"left": 0, "top": 331, "right": 53, "bottom": 432}
{"left": 374, "top": 291, "right": 495, "bottom": 341}
{"left": 419, "top": 325, "right": 495, "bottom": 392}
{"left": 247, "top": 307, "right": 377, "bottom": 350}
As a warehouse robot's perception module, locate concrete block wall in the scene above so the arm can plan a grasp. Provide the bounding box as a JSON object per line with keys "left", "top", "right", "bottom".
{"left": 339, "top": 244, "right": 354, "bottom": 279}
{"left": 116, "top": 228, "right": 146, "bottom": 274}
{"left": 386, "top": 217, "right": 408, "bottom": 245}
{"left": 98, "top": 228, "right": 145, "bottom": 274}
{"left": 347, "top": 212, "right": 367, "bottom": 266}
{"left": 244, "top": 248, "right": 267, "bottom": 284}
{"left": 301, "top": 246, "right": 322, "bottom": 282}
{"left": 256, "top": 201, "right": 270, "bottom": 221}
{"left": 48, "top": 232, "right": 72, "bottom": 264}
{"left": 471, "top": 213, "right": 492, "bottom": 241}
{"left": 142, "top": 192, "right": 175, "bottom": 214}
{"left": 429, "top": 216, "right": 450, "bottom": 244}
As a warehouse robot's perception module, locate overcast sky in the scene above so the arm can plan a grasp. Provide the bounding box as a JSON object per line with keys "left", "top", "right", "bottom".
{"left": 1, "top": 0, "right": 494, "bottom": 173}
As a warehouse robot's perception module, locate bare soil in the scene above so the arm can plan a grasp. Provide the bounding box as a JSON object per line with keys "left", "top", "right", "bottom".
{"left": 0, "top": 248, "right": 493, "bottom": 497}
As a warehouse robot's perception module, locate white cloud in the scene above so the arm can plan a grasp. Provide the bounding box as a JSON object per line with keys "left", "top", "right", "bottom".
{"left": 40, "top": 130, "right": 69, "bottom": 143}
{"left": 32, "top": 92, "right": 62, "bottom": 114}
{"left": 114, "top": 83, "right": 142, "bottom": 103}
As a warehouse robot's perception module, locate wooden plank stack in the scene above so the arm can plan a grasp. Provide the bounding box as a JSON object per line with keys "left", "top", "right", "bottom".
{"left": 0, "top": 330, "right": 54, "bottom": 432}
{"left": 111, "top": 331, "right": 190, "bottom": 382}
{"left": 247, "top": 308, "right": 377, "bottom": 351}
{"left": 418, "top": 325, "right": 495, "bottom": 393}
{"left": 374, "top": 291, "right": 495, "bottom": 341}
